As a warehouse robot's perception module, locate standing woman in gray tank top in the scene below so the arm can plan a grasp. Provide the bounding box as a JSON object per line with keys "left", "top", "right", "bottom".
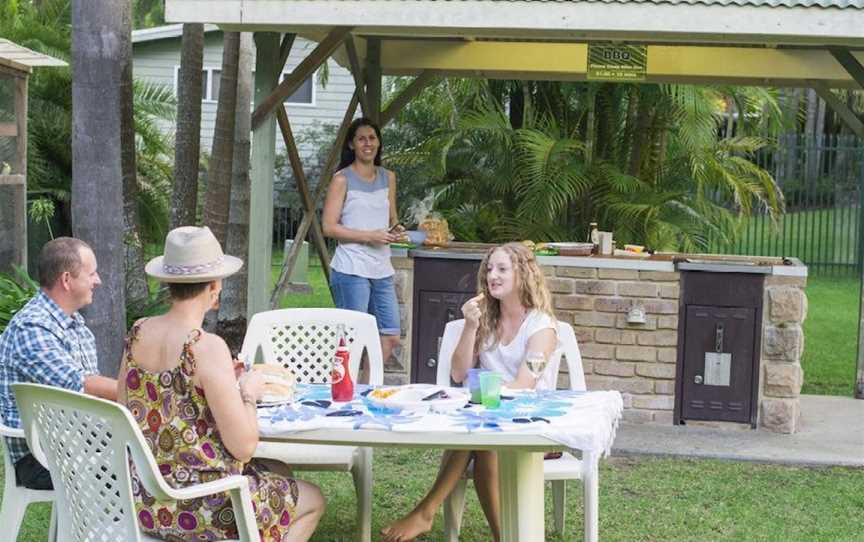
{"left": 323, "top": 118, "right": 405, "bottom": 366}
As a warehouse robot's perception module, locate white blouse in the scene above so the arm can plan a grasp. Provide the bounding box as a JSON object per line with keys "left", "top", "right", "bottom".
{"left": 479, "top": 310, "right": 560, "bottom": 390}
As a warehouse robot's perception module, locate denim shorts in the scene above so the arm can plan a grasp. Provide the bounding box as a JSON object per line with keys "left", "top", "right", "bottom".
{"left": 330, "top": 270, "right": 401, "bottom": 336}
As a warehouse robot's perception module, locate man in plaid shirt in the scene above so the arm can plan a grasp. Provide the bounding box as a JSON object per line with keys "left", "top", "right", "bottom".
{"left": 0, "top": 237, "right": 117, "bottom": 490}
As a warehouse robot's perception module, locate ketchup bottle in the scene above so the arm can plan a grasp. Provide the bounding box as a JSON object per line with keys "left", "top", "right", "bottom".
{"left": 331, "top": 324, "right": 354, "bottom": 401}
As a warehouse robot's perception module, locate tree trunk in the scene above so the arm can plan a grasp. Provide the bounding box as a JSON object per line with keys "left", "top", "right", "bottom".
{"left": 121, "top": 22, "right": 149, "bottom": 311}
{"left": 170, "top": 23, "right": 204, "bottom": 229}
{"left": 71, "top": 0, "right": 128, "bottom": 376}
{"left": 218, "top": 32, "right": 253, "bottom": 353}
{"left": 203, "top": 31, "right": 240, "bottom": 246}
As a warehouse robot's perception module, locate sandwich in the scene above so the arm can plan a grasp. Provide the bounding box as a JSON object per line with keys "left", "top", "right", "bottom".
{"left": 251, "top": 364, "right": 297, "bottom": 402}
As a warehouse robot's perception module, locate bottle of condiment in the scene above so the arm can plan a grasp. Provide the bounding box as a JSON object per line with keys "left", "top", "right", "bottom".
{"left": 588, "top": 222, "right": 599, "bottom": 253}
{"left": 331, "top": 324, "right": 354, "bottom": 402}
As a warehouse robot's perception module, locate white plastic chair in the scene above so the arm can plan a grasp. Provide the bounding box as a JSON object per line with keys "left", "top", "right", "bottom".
{"left": 1, "top": 418, "right": 56, "bottom": 542}
{"left": 13, "top": 383, "right": 258, "bottom": 542}
{"left": 240, "top": 308, "right": 384, "bottom": 542}
{"left": 435, "top": 318, "right": 589, "bottom": 540}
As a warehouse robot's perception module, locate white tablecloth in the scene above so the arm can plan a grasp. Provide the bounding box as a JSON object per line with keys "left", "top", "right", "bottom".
{"left": 258, "top": 385, "right": 623, "bottom": 455}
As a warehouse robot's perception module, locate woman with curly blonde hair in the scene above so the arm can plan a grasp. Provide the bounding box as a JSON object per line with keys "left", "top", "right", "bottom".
{"left": 382, "top": 242, "right": 559, "bottom": 542}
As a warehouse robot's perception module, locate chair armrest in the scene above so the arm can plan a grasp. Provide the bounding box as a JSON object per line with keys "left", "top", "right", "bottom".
{"left": 0, "top": 425, "right": 25, "bottom": 439}
{"left": 159, "top": 475, "right": 258, "bottom": 542}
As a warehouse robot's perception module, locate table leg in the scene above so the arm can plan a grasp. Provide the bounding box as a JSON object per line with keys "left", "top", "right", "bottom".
{"left": 583, "top": 451, "right": 599, "bottom": 542}
{"left": 497, "top": 450, "right": 545, "bottom": 542}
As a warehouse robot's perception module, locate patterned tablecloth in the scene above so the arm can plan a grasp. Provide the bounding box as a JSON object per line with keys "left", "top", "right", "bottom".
{"left": 258, "top": 385, "right": 624, "bottom": 455}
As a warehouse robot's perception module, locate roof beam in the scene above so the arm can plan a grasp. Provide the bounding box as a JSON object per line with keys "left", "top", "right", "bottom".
{"left": 251, "top": 26, "right": 352, "bottom": 129}
{"left": 377, "top": 41, "right": 864, "bottom": 88}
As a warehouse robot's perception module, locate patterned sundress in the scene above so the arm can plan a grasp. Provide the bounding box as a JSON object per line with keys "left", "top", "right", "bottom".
{"left": 123, "top": 322, "right": 299, "bottom": 541}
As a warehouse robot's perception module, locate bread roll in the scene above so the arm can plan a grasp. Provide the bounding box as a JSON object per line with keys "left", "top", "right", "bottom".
{"left": 252, "top": 365, "right": 296, "bottom": 402}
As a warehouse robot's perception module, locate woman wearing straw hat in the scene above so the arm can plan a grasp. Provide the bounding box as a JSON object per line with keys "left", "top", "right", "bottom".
{"left": 117, "top": 226, "right": 325, "bottom": 542}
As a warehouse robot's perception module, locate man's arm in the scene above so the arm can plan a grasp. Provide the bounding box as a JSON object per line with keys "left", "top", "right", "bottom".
{"left": 84, "top": 374, "right": 118, "bottom": 401}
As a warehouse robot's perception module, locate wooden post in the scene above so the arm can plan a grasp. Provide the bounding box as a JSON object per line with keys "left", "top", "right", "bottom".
{"left": 364, "top": 37, "right": 382, "bottom": 124}
{"left": 271, "top": 92, "right": 359, "bottom": 308}
{"left": 0, "top": 70, "right": 28, "bottom": 276}
{"left": 829, "top": 48, "right": 864, "bottom": 399}
{"left": 251, "top": 27, "right": 352, "bottom": 130}
{"left": 248, "top": 32, "right": 280, "bottom": 318}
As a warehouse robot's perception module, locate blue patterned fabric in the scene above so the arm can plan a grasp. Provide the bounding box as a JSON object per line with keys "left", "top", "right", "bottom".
{"left": 0, "top": 291, "right": 98, "bottom": 463}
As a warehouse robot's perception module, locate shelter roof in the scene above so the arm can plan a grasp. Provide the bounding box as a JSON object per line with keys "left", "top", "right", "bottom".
{"left": 0, "top": 39, "right": 67, "bottom": 74}
{"left": 164, "top": 0, "right": 864, "bottom": 87}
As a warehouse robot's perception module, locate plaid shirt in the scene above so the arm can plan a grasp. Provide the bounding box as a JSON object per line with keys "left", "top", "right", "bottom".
{"left": 0, "top": 291, "right": 98, "bottom": 464}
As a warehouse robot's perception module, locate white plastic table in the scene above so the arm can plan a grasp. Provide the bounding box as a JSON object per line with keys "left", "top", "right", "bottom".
{"left": 259, "top": 406, "right": 604, "bottom": 542}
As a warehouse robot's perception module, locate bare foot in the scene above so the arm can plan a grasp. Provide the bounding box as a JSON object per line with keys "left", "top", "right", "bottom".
{"left": 381, "top": 509, "right": 434, "bottom": 542}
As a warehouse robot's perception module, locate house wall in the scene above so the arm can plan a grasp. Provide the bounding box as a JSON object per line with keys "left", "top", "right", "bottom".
{"left": 132, "top": 31, "right": 355, "bottom": 159}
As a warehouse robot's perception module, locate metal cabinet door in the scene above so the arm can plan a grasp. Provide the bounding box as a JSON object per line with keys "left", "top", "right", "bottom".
{"left": 411, "top": 290, "right": 473, "bottom": 384}
{"left": 680, "top": 304, "right": 757, "bottom": 423}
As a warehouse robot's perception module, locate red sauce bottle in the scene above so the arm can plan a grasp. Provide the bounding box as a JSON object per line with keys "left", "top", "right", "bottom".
{"left": 330, "top": 324, "right": 354, "bottom": 402}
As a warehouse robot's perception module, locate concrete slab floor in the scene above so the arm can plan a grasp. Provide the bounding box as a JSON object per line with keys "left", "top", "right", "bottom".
{"left": 611, "top": 395, "right": 864, "bottom": 467}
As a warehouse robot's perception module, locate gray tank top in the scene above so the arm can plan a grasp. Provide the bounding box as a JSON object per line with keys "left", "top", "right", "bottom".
{"left": 330, "top": 166, "right": 394, "bottom": 279}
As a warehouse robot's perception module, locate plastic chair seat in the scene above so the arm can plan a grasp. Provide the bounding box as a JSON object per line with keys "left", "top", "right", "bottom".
{"left": 255, "top": 441, "right": 358, "bottom": 470}
{"left": 435, "top": 318, "right": 589, "bottom": 540}
{"left": 0, "top": 420, "right": 56, "bottom": 542}
{"left": 13, "top": 383, "right": 260, "bottom": 542}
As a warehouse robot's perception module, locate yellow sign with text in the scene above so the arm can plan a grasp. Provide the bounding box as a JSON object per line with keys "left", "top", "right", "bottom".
{"left": 587, "top": 44, "right": 647, "bottom": 82}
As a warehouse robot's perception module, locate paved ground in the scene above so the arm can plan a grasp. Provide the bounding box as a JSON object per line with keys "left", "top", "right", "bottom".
{"left": 612, "top": 395, "right": 864, "bottom": 467}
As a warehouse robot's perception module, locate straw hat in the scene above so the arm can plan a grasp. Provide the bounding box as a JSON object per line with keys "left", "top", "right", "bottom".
{"left": 145, "top": 226, "right": 243, "bottom": 283}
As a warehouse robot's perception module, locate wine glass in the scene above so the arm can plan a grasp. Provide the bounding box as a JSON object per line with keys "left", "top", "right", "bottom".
{"left": 525, "top": 351, "right": 549, "bottom": 390}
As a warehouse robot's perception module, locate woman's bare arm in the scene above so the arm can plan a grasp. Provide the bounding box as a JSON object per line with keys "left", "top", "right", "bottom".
{"left": 509, "top": 328, "right": 557, "bottom": 389}
{"left": 193, "top": 335, "right": 261, "bottom": 462}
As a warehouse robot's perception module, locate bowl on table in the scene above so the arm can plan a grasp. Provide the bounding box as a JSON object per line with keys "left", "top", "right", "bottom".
{"left": 405, "top": 230, "right": 427, "bottom": 245}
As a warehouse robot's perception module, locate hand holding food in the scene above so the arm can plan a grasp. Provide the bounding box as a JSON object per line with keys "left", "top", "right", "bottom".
{"left": 250, "top": 365, "right": 297, "bottom": 402}
{"left": 238, "top": 369, "right": 266, "bottom": 402}
{"left": 366, "top": 229, "right": 404, "bottom": 245}
{"left": 462, "top": 293, "right": 484, "bottom": 327}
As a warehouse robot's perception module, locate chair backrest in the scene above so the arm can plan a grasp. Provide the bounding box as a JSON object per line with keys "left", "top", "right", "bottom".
{"left": 435, "top": 319, "right": 586, "bottom": 391}
{"left": 240, "top": 308, "right": 384, "bottom": 385}
{"left": 12, "top": 383, "right": 201, "bottom": 542}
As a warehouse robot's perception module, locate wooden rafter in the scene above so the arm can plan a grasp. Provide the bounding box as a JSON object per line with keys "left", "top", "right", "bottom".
{"left": 380, "top": 71, "right": 438, "bottom": 126}
{"left": 810, "top": 81, "right": 864, "bottom": 139}
{"left": 364, "top": 38, "right": 382, "bottom": 123}
{"left": 251, "top": 26, "right": 353, "bottom": 130}
{"left": 830, "top": 47, "right": 864, "bottom": 89}
{"left": 274, "top": 104, "right": 332, "bottom": 276}
{"left": 271, "top": 91, "right": 361, "bottom": 308}
{"left": 344, "top": 35, "right": 370, "bottom": 116}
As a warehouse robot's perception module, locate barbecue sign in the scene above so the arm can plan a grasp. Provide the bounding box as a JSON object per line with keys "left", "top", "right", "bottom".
{"left": 587, "top": 44, "right": 647, "bottom": 82}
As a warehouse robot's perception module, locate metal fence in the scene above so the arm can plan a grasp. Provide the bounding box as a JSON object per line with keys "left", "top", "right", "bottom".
{"left": 711, "top": 134, "right": 864, "bottom": 277}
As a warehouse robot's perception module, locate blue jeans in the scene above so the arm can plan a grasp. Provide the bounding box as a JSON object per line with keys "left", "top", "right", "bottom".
{"left": 330, "top": 270, "right": 401, "bottom": 335}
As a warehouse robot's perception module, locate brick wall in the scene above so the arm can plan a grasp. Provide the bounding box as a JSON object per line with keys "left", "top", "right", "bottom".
{"left": 546, "top": 266, "right": 682, "bottom": 424}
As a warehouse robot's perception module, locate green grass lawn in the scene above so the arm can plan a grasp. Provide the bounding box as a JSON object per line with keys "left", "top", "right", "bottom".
{"left": 3, "top": 448, "right": 862, "bottom": 542}
{"left": 3, "top": 251, "right": 861, "bottom": 541}
{"left": 800, "top": 275, "right": 859, "bottom": 396}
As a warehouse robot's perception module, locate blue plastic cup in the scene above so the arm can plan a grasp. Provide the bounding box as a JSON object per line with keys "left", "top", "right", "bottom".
{"left": 467, "top": 368, "right": 488, "bottom": 403}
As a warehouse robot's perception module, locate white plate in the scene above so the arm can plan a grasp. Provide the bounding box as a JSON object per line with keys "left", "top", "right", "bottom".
{"left": 366, "top": 384, "right": 469, "bottom": 414}
{"left": 257, "top": 394, "right": 295, "bottom": 407}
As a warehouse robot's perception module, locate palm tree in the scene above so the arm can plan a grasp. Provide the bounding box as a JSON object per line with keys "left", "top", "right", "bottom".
{"left": 218, "top": 32, "right": 254, "bottom": 352}
{"left": 391, "top": 80, "right": 784, "bottom": 251}
{"left": 203, "top": 31, "right": 240, "bottom": 245}
{"left": 170, "top": 23, "right": 204, "bottom": 229}
{"left": 71, "top": 0, "right": 128, "bottom": 374}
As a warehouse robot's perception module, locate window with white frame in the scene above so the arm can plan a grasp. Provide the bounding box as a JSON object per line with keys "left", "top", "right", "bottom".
{"left": 174, "top": 66, "right": 315, "bottom": 106}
